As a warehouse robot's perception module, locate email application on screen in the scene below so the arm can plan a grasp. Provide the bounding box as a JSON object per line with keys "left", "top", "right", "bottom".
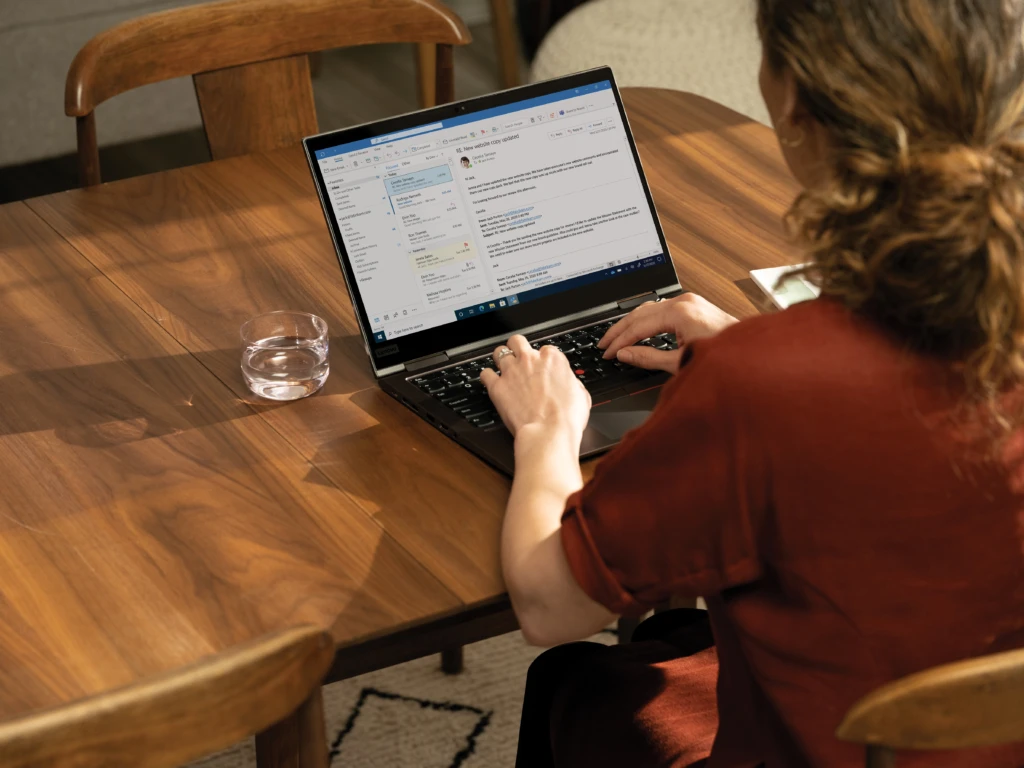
{"left": 315, "top": 81, "right": 665, "bottom": 342}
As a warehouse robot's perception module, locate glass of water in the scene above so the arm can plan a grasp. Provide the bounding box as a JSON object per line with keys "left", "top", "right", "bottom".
{"left": 240, "top": 311, "right": 329, "bottom": 401}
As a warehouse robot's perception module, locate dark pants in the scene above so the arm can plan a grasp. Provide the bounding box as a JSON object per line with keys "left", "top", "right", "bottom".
{"left": 515, "top": 609, "right": 716, "bottom": 768}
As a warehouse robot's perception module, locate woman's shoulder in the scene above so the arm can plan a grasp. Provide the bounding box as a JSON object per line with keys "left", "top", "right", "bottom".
{"left": 716, "top": 297, "right": 862, "bottom": 348}
{"left": 681, "top": 297, "right": 917, "bottom": 400}
{"left": 653, "top": 297, "right": 945, "bottom": 449}
{"left": 701, "top": 297, "right": 886, "bottom": 361}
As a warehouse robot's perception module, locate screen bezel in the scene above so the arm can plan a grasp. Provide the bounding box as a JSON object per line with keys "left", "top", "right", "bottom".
{"left": 304, "top": 67, "right": 679, "bottom": 372}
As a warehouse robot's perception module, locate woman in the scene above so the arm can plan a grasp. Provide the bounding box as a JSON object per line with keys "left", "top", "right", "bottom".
{"left": 481, "top": 0, "right": 1024, "bottom": 766}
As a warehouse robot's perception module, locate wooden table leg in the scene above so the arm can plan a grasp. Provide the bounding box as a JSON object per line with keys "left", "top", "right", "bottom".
{"left": 255, "top": 687, "right": 328, "bottom": 768}
{"left": 441, "top": 646, "right": 464, "bottom": 675}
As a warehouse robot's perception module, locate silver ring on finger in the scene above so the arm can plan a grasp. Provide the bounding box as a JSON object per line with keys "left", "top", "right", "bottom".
{"left": 495, "top": 346, "right": 515, "bottom": 363}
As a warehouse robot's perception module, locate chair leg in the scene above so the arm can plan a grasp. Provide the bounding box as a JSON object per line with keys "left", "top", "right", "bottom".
{"left": 617, "top": 616, "right": 641, "bottom": 644}
{"left": 489, "top": 0, "right": 521, "bottom": 89}
{"left": 664, "top": 596, "right": 698, "bottom": 612}
{"left": 435, "top": 44, "right": 455, "bottom": 105}
{"left": 255, "top": 687, "right": 328, "bottom": 768}
{"left": 76, "top": 113, "right": 101, "bottom": 187}
{"left": 441, "top": 645, "right": 464, "bottom": 674}
{"left": 866, "top": 746, "right": 897, "bottom": 768}
{"left": 308, "top": 52, "right": 323, "bottom": 79}
{"left": 415, "top": 43, "right": 437, "bottom": 108}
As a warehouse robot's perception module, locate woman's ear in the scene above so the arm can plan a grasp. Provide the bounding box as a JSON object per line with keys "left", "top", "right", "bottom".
{"left": 760, "top": 54, "right": 831, "bottom": 188}
{"left": 774, "top": 67, "right": 805, "bottom": 139}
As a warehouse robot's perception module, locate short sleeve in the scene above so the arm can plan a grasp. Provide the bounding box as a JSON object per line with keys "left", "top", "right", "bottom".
{"left": 560, "top": 341, "right": 768, "bottom": 616}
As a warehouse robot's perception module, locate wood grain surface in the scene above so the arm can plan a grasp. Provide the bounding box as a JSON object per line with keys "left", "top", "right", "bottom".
{"left": 0, "top": 625, "right": 332, "bottom": 768}
{"left": 837, "top": 646, "right": 1024, "bottom": 751}
{"left": 28, "top": 150, "right": 514, "bottom": 604}
{"left": 28, "top": 89, "right": 801, "bottom": 602}
{"left": 6, "top": 89, "right": 801, "bottom": 730}
{"left": 194, "top": 54, "right": 320, "bottom": 161}
{"left": 0, "top": 202, "right": 457, "bottom": 722}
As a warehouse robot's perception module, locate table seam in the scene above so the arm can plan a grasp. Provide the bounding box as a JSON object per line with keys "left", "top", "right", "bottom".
{"left": 20, "top": 202, "right": 466, "bottom": 614}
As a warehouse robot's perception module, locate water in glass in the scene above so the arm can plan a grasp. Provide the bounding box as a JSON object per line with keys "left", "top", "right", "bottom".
{"left": 240, "top": 312, "right": 329, "bottom": 401}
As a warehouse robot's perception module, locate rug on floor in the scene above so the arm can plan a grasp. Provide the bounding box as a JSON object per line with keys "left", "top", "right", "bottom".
{"left": 187, "top": 628, "right": 617, "bottom": 768}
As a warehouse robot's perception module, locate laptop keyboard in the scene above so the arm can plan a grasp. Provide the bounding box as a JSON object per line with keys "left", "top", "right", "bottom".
{"left": 410, "top": 320, "right": 678, "bottom": 430}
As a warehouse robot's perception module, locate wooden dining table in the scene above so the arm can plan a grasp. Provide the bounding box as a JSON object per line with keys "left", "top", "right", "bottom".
{"left": 0, "top": 88, "right": 799, "bottom": 742}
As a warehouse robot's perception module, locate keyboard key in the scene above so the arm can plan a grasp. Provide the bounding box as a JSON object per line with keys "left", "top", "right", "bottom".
{"left": 469, "top": 413, "right": 498, "bottom": 428}
{"left": 454, "top": 407, "right": 488, "bottom": 420}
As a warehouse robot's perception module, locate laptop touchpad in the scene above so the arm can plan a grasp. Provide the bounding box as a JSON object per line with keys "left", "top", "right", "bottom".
{"left": 583, "top": 388, "right": 662, "bottom": 448}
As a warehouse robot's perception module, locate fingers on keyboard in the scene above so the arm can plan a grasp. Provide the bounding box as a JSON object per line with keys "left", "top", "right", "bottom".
{"left": 410, "top": 322, "right": 676, "bottom": 428}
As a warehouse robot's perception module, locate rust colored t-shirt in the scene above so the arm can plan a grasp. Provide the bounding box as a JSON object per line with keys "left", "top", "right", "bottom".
{"left": 561, "top": 298, "right": 1024, "bottom": 768}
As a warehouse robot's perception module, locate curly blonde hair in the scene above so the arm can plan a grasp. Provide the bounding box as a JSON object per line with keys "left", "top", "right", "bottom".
{"left": 758, "top": 0, "right": 1024, "bottom": 428}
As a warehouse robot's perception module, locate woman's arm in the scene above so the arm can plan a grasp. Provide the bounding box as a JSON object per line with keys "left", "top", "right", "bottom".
{"left": 481, "top": 335, "right": 613, "bottom": 646}
{"left": 502, "top": 422, "right": 615, "bottom": 646}
{"left": 482, "top": 296, "right": 739, "bottom": 647}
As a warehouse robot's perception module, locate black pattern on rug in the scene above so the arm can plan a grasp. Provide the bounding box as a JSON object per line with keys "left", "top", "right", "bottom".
{"left": 329, "top": 687, "right": 493, "bottom": 768}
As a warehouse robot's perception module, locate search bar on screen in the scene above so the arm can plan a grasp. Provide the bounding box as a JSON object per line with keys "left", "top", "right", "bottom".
{"left": 371, "top": 123, "right": 443, "bottom": 145}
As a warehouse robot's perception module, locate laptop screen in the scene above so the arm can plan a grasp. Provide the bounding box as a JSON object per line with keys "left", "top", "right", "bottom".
{"left": 306, "top": 69, "right": 677, "bottom": 371}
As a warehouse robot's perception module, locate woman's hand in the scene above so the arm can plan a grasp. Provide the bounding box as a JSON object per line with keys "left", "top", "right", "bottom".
{"left": 598, "top": 293, "right": 739, "bottom": 372}
{"left": 481, "top": 334, "right": 592, "bottom": 439}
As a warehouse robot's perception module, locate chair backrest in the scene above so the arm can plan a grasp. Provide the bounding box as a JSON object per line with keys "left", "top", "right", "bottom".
{"left": 836, "top": 647, "right": 1024, "bottom": 767}
{"left": 65, "top": 0, "right": 472, "bottom": 185}
{"left": 0, "top": 625, "right": 334, "bottom": 768}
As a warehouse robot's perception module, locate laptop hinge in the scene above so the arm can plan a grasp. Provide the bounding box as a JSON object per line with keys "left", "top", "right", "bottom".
{"left": 405, "top": 351, "right": 450, "bottom": 374}
{"left": 617, "top": 291, "right": 660, "bottom": 311}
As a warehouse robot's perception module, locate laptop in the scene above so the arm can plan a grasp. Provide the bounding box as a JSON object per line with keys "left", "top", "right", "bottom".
{"left": 304, "top": 67, "right": 683, "bottom": 475}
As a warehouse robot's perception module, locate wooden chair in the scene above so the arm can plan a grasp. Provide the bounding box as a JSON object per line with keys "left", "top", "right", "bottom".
{"left": 488, "top": 0, "right": 522, "bottom": 90}
{"left": 65, "top": 0, "right": 472, "bottom": 187}
{"left": 414, "top": 0, "right": 520, "bottom": 107}
{"left": 0, "top": 625, "right": 334, "bottom": 768}
{"left": 837, "top": 647, "right": 1024, "bottom": 767}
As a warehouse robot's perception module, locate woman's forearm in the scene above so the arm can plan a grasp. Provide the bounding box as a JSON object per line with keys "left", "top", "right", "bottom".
{"left": 502, "top": 422, "right": 616, "bottom": 646}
